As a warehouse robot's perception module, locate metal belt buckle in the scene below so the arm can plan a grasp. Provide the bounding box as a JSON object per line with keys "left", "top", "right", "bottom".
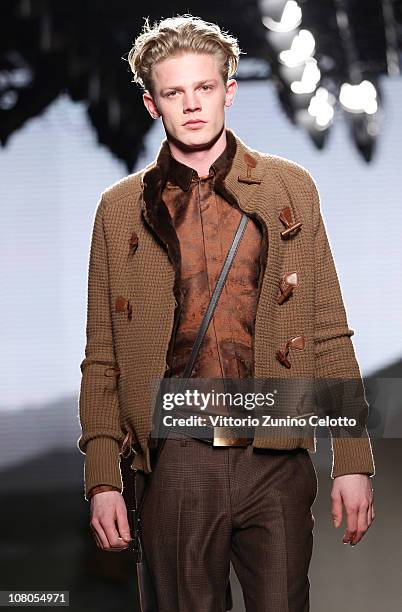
{"left": 212, "top": 426, "right": 250, "bottom": 447}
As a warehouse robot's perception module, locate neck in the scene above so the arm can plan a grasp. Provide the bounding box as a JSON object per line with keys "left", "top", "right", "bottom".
{"left": 166, "top": 125, "right": 227, "bottom": 177}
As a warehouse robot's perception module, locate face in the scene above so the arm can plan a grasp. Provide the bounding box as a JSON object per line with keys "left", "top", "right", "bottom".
{"left": 143, "top": 52, "right": 237, "bottom": 149}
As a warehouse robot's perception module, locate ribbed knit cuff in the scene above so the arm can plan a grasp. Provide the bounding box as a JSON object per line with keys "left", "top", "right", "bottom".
{"left": 331, "top": 435, "right": 375, "bottom": 478}
{"left": 83, "top": 437, "right": 122, "bottom": 501}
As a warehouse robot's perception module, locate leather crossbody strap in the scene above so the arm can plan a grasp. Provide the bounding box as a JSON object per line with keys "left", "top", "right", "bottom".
{"left": 180, "top": 212, "right": 249, "bottom": 384}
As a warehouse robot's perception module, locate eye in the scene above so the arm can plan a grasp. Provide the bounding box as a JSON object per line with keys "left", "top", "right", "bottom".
{"left": 167, "top": 91, "right": 177, "bottom": 97}
{"left": 201, "top": 85, "right": 212, "bottom": 91}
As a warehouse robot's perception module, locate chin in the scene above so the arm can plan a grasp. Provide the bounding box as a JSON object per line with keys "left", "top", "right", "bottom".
{"left": 181, "top": 128, "right": 219, "bottom": 149}
{"left": 185, "top": 135, "right": 210, "bottom": 147}
{"left": 165, "top": 122, "right": 223, "bottom": 151}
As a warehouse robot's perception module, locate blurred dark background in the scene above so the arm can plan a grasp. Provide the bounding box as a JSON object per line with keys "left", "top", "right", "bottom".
{"left": 1, "top": 1, "right": 402, "bottom": 610}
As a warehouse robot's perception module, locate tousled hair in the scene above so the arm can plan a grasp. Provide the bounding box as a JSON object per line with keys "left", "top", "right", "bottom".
{"left": 127, "top": 14, "right": 242, "bottom": 95}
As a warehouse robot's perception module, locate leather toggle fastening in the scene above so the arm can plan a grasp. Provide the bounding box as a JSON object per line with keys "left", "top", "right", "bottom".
{"left": 80, "top": 358, "right": 118, "bottom": 373}
{"left": 104, "top": 365, "right": 121, "bottom": 378}
{"left": 115, "top": 296, "right": 133, "bottom": 320}
{"left": 279, "top": 206, "right": 302, "bottom": 239}
{"left": 238, "top": 153, "right": 262, "bottom": 185}
{"left": 103, "top": 364, "right": 121, "bottom": 392}
{"left": 277, "top": 271, "right": 299, "bottom": 304}
{"left": 129, "top": 231, "right": 138, "bottom": 254}
{"left": 276, "top": 335, "right": 305, "bottom": 368}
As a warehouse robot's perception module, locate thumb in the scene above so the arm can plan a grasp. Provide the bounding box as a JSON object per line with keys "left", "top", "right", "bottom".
{"left": 116, "top": 504, "right": 132, "bottom": 542}
{"left": 331, "top": 490, "right": 343, "bottom": 528}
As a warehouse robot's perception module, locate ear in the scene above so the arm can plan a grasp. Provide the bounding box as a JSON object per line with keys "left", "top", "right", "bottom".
{"left": 224, "top": 79, "right": 237, "bottom": 108}
{"left": 143, "top": 90, "right": 161, "bottom": 119}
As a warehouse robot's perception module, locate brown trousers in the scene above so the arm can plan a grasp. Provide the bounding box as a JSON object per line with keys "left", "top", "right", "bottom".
{"left": 140, "top": 435, "right": 317, "bottom": 612}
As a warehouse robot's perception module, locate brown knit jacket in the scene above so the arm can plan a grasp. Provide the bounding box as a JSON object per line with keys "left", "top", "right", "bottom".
{"left": 78, "top": 128, "right": 375, "bottom": 501}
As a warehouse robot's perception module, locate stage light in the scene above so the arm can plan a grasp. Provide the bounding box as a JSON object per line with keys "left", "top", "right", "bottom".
{"left": 290, "top": 58, "right": 321, "bottom": 94}
{"left": 308, "top": 87, "right": 335, "bottom": 129}
{"left": 0, "top": 91, "right": 18, "bottom": 110}
{"left": 279, "top": 29, "right": 315, "bottom": 67}
{"left": 339, "top": 80, "right": 378, "bottom": 114}
{"left": 262, "top": 1, "right": 302, "bottom": 33}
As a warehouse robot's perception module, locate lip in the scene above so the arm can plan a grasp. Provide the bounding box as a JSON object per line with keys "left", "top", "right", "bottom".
{"left": 183, "top": 120, "right": 206, "bottom": 127}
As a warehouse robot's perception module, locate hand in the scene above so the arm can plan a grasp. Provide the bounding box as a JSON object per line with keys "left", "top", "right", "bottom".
{"left": 331, "top": 474, "right": 375, "bottom": 546}
{"left": 90, "top": 490, "right": 132, "bottom": 552}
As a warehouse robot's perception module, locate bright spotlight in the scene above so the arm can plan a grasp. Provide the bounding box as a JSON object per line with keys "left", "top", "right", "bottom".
{"left": 339, "top": 80, "right": 378, "bottom": 114}
{"left": 308, "top": 87, "right": 335, "bottom": 128}
{"left": 291, "top": 58, "right": 321, "bottom": 94}
{"left": 262, "top": 1, "right": 302, "bottom": 32}
{"left": 279, "top": 29, "right": 315, "bottom": 67}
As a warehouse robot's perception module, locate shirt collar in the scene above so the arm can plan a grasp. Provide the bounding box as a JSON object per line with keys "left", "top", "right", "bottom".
{"left": 166, "top": 134, "right": 235, "bottom": 192}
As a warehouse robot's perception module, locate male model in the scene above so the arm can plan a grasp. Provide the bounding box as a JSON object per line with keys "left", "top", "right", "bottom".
{"left": 78, "top": 15, "right": 375, "bottom": 612}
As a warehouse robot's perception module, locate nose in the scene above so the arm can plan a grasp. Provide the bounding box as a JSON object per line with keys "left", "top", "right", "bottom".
{"left": 183, "top": 91, "right": 201, "bottom": 114}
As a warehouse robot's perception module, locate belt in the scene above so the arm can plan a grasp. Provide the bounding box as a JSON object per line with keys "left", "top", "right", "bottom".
{"left": 151, "top": 407, "right": 255, "bottom": 449}
{"left": 207, "top": 426, "right": 253, "bottom": 447}
{"left": 166, "top": 424, "right": 254, "bottom": 447}
{"left": 178, "top": 407, "right": 254, "bottom": 447}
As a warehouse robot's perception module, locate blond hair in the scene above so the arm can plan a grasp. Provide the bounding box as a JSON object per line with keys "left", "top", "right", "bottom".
{"left": 127, "top": 14, "right": 242, "bottom": 95}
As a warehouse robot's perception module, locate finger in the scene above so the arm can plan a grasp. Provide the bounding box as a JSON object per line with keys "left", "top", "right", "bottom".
{"left": 367, "top": 496, "right": 375, "bottom": 527}
{"left": 90, "top": 519, "right": 109, "bottom": 549}
{"left": 331, "top": 490, "right": 343, "bottom": 528}
{"left": 351, "top": 502, "right": 369, "bottom": 546}
{"left": 94, "top": 519, "right": 128, "bottom": 552}
{"left": 343, "top": 505, "right": 358, "bottom": 544}
{"left": 102, "top": 517, "right": 127, "bottom": 550}
{"left": 93, "top": 531, "right": 103, "bottom": 549}
{"left": 116, "top": 503, "right": 132, "bottom": 544}
{"left": 367, "top": 504, "right": 372, "bottom": 528}
{"left": 90, "top": 523, "right": 100, "bottom": 543}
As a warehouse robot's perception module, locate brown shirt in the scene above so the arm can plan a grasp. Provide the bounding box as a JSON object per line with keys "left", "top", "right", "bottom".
{"left": 163, "top": 145, "right": 263, "bottom": 382}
